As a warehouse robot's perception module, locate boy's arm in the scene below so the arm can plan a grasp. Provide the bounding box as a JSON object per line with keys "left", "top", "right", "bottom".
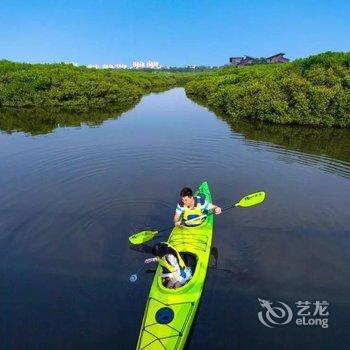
{"left": 208, "top": 203, "right": 222, "bottom": 215}
{"left": 174, "top": 212, "right": 182, "bottom": 226}
{"left": 200, "top": 196, "right": 221, "bottom": 215}
{"left": 145, "top": 257, "right": 158, "bottom": 264}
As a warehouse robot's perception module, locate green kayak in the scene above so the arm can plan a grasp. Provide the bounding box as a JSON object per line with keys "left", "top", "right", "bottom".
{"left": 136, "top": 181, "right": 214, "bottom": 350}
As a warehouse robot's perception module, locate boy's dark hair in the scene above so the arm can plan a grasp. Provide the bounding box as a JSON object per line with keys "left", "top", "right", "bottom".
{"left": 180, "top": 187, "right": 193, "bottom": 197}
{"left": 152, "top": 242, "right": 178, "bottom": 259}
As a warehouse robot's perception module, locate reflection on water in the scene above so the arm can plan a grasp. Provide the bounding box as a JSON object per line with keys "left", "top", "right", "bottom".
{"left": 2, "top": 92, "right": 349, "bottom": 169}
{"left": 0, "top": 100, "right": 138, "bottom": 135}
{"left": 228, "top": 119, "right": 350, "bottom": 162}
{"left": 225, "top": 119, "right": 350, "bottom": 179}
{"left": 1, "top": 88, "right": 350, "bottom": 350}
{"left": 0, "top": 87, "right": 173, "bottom": 136}
{"left": 188, "top": 94, "right": 350, "bottom": 179}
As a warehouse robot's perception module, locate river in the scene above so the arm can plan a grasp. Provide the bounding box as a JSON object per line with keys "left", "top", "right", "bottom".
{"left": 1, "top": 88, "right": 350, "bottom": 349}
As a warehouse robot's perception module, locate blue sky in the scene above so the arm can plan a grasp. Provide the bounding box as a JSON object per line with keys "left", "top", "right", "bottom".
{"left": 0, "top": 0, "right": 349, "bottom": 66}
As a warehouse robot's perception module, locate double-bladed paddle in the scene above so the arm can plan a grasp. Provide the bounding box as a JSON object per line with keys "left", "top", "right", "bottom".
{"left": 128, "top": 191, "right": 266, "bottom": 245}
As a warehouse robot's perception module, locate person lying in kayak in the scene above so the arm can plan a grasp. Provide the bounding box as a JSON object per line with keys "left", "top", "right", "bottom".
{"left": 174, "top": 187, "right": 222, "bottom": 227}
{"left": 144, "top": 242, "right": 192, "bottom": 288}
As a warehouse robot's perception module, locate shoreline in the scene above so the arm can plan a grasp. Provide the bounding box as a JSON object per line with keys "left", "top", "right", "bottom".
{"left": 1, "top": 51, "right": 349, "bottom": 128}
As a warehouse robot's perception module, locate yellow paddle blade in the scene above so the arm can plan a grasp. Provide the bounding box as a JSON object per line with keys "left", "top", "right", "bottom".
{"left": 128, "top": 230, "right": 158, "bottom": 245}
{"left": 235, "top": 191, "right": 266, "bottom": 207}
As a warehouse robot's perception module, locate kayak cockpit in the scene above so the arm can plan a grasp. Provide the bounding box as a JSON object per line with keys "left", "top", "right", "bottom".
{"left": 160, "top": 252, "right": 198, "bottom": 289}
{"left": 180, "top": 252, "right": 197, "bottom": 275}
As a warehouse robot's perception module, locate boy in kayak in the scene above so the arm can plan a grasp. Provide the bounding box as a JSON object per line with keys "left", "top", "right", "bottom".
{"left": 144, "top": 242, "right": 192, "bottom": 288}
{"left": 174, "top": 187, "right": 222, "bottom": 227}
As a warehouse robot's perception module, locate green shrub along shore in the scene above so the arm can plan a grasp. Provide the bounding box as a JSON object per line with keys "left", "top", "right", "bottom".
{"left": 0, "top": 52, "right": 349, "bottom": 127}
{"left": 0, "top": 60, "right": 178, "bottom": 108}
{"left": 185, "top": 52, "right": 350, "bottom": 127}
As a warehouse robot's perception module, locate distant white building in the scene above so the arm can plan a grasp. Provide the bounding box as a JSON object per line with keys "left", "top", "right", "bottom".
{"left": 132, "top": 61, "right": 146, "bottom": 69}
{"left": 146, "top": 60, "right": 161, "bottom": 69}
{"left": 101, "top": 64, "right": 114, "bottom": 69}
{"left": 115, "top": 64, "right": 128, "bottom": 69}
{"left": 64, "top": 61, "right": 79, "bottom": 67}
{"left": 86, "top": 61, "right": 163, "bottom": 70}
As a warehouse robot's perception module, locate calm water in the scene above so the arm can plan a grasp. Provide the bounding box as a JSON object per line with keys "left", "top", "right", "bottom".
{"left": 1, "top": 88, "right": 350, "bottom": 350}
